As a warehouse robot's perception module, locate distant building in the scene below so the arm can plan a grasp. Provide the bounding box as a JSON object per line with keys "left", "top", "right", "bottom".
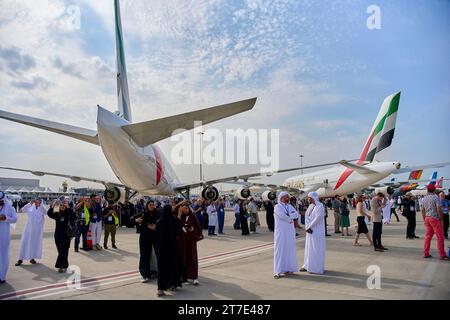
{"left": 0, "top": 176, "right": 76, "bottom": 201}
{"left": 72, "top": 187, "right": 104, "bottom": 197}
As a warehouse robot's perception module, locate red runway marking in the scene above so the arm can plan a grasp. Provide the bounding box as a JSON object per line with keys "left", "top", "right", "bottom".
{"left": 0, "top": 239, "right": 291, "bottom": 300}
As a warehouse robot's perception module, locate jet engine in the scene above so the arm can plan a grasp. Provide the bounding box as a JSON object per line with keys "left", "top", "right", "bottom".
{"left": 235, "top": 187, "right": 251, "bottom": 200}
{"left": 201, "top": 186, "right": 219, "bottom": 201}
{"left": 104, "top": 186, "right": 125, "bottom": 203}
{"left": 261, "top": 190, "right": 276, "bottom": 202}
{"left": 374, "top": 186, "right": 394, "bottom": 196}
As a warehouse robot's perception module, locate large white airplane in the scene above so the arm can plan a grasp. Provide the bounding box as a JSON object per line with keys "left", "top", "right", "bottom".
{"left": 251, "top": 92, "right": 449, "bottom": 199}
{"left": 0, "top": 0, "right": 342, "bottom": 203}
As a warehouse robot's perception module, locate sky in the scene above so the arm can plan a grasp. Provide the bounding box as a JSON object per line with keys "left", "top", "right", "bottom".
{"left": 0, "top": 0, "right": 449, "bottom": 193}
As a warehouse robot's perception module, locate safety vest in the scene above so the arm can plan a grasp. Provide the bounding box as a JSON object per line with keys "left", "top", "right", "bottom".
{"left": 83, "top": 205, "right": 90, "bottom": 225}
{"left": 113, "top": 212, "right": 119, "bottom": 226}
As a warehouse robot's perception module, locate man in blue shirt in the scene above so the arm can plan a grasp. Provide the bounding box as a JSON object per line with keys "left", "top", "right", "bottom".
{"left": 217, "top": 198, "right": 225, "bottom": 234}
{"left": 192, "top": 199, "right": 205, "bottom": 232}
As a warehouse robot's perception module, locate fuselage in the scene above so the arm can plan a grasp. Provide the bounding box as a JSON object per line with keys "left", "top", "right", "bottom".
{"left": 97, "top": 106, "right": 180, "bottom": 196}
{"left": 283, "top": 161, "right": 401, "bottom": 198}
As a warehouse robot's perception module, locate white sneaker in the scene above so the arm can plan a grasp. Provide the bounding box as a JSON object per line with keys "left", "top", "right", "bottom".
{"left": 141, "top": 277, "right": 149, "bottom": 283}
{"left": 192, "top": 279, "right": 199, "bottom": 286}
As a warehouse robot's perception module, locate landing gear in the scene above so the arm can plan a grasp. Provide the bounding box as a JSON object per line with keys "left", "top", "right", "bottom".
{"left": 178, "top": 188, "right": 191, "bottom": 201}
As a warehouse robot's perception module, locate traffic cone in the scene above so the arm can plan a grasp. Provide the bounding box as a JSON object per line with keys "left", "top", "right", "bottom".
{"left": 87, "top": 225, "right": 93, "bottom": 250}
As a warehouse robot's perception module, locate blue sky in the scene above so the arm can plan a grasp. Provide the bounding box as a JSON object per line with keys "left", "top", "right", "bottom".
{"left": 0, "top": 0, "right": 449, "bottom": 190}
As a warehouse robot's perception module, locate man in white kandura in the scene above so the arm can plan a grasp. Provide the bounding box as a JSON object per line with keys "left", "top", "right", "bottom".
{"left": 273, "top": 191, "right": 299, "bottom": 279}
{"left": 16, "top": 199, "right": 46, "bottom": 266}
{"left": 300, "top": 191, "right": 326, "bottom": 274}
{"left": 382, "top": 195, "right": 391, "bottom": 224}
{"left": 0, "top": 191, "right": 18, "bottom": 284}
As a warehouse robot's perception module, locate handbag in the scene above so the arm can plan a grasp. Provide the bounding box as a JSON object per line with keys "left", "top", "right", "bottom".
{"left": 66, "top": 219, "right": 77, "bottom": 239}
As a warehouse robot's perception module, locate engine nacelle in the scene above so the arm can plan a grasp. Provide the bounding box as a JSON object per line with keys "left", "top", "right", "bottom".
{"left": 261, "top": 190, "right": 276, "bottom": 202}
{"left": 104, "top": 186, "right": 125, "bottom": 203}
{"left": 409, "top": 189, "right": 428, "bottom": 197}
{"left": 201, "top": 186, "right": 219, "bottom": 201}
{"left": 374, "top": 186, "right": 394, "bottom": 196}
{"left": 235, "top": 187, "right": 251, "bottom": 200}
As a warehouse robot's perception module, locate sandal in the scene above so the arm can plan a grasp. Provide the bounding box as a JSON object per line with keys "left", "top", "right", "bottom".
{"left": 353, "top": 243, "right": 362, "bottom": 247}
{"left": 274, "top": 274, "right": 280, "bottom": 279}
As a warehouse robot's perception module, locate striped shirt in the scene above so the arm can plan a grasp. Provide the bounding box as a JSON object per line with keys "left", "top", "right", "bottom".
{"left": 420, "top": 193, "right": 441, "bottom": 220}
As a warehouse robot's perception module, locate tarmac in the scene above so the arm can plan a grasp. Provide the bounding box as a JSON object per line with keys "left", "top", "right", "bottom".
{"left": 1, "top": 207, "right": 449, "bottom": 300}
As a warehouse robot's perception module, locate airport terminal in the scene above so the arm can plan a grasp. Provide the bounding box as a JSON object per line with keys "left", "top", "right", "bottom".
{"left": 0, "top": 0, "right": 449, "bottom": 305}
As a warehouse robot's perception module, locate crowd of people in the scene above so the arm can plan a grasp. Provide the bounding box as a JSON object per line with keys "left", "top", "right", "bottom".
{"left": 0, "top": 184, "right": 449, "bottom": 290}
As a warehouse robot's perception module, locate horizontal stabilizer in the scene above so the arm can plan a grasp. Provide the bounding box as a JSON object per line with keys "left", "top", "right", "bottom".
{"left": 122, "top": 98, "right": 257, "bottom": 147}
{"left": 339, "top": 160, "right": 377, "bottom": 175}
{"left": 0, "top": 109, "right": 99, "bottom": 145}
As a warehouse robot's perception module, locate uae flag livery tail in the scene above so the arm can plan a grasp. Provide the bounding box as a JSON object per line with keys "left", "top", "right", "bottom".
{"left": 408, "top": 169, "right": 423, "bottom": 180}
{"left": 358, "top": 92, "right": 400, "bottom": 163}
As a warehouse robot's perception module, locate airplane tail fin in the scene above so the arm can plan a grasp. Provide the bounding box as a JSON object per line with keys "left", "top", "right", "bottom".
{"left": 427, "top": 171, "right": 439, "bottom": 186}
{"left": 435, "top": 177, "right": 443, "bottom": 189}
{"left": 114, "top": 0, "right": 132, "bottom": 122}
{"left": 408, "top": 169, "right": 423, "bottom": 180}
{"left": 358, "top": 92, "right": 400, "bottom": 163}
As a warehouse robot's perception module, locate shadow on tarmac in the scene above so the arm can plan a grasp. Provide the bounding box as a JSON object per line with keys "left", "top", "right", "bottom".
{"left": 285, "top": 270, "right": 433, "bottom": 291}
{"left": 155, "top": 275, "right": 262, "bottom": 300}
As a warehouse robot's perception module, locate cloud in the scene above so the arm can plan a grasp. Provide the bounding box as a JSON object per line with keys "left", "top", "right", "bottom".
{"left": 51, "top": 56, "right": 85, "bottom": 79}
{"left": 11, "top": 75, "right": 52, "bottom": 90}
{"left": 0, "top": 46, "right": 36, "bottom": 74}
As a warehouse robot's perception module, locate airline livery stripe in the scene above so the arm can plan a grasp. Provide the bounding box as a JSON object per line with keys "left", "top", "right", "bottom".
{"left": 376, "top": 128, "right": 395, "bottom": 154}
{"left": 359, "top": 130, "right": 375, "bottom": 162}
{"left": 336, "top": 93, "right": 400, "bottom": 189}
{"left": 373, "top": 93, "right": 400, "bottom": 137}
{"left": 365, "top": 149, "right": 377, "bottom": 163}
{"left": 152, "top": 145, "right": 163, "bottom": 185}
{"left": 336, "top": 126, "right": 377, "bottom": 190}
{"left": 334, "top": 167, "right": 353, "bottom": 190}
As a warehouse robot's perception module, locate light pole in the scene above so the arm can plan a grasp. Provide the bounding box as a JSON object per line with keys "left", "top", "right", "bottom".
{"left": 299, "top": 154, "right": 304, "bottom": 175}
{"left": 198, "top": 131, "right": 205, "bottom": 181}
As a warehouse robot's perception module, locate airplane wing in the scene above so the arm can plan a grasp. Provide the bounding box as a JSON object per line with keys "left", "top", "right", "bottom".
{"left": 394, "top": 162, "right": 450, "bottom": 174}
{"left": 245, "top": 181, "right": 325, "bottom": 195}
{"left": 0, "top": 166, "right": 124, "bottom": 189}
{"left": 223, "top": 180, "right": 299, "bottom": 193}
{"left": 173, "top": 160, "right": 354, "bottom": 191}
{"left": 121, "top": 98, "right": 257, "bottom": 147}
{"left": 0, "top": 109, "right": 99, "bottom": 145}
